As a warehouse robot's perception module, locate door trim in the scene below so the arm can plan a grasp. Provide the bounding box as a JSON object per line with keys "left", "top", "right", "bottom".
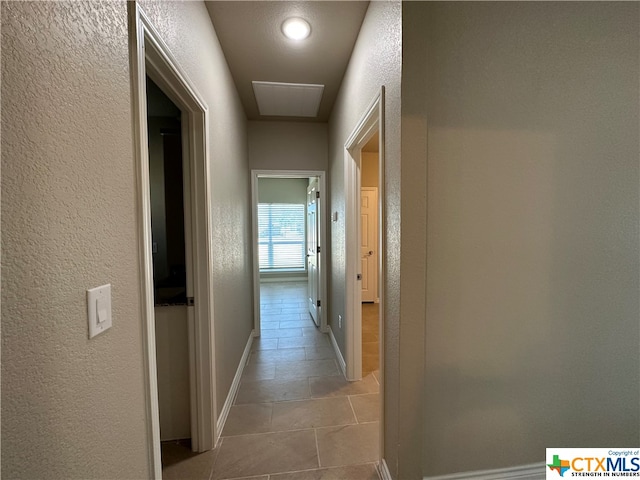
{"left": 129, "top": 4, "right": 217, "bottom": 476}
{"left": 344, "top": 87, "right": 385, "bottom": 461}
{"left": 250, "top": 170, "right": 327, "bottom": 334}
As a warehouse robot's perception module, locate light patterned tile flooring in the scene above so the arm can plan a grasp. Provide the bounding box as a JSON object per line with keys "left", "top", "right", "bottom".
{"left": 362, "top": 303, "right": 380, "bottom": 376}
{"left": 162, "top": 281, "right": 380, "bottom": 480}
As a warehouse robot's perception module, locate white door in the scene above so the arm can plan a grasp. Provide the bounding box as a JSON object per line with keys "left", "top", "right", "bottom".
{"left": 360, "top": 187, "right": 378, "bottom": 303}
{"left": 307, "top": 179, "right": 320, "bottom": 326}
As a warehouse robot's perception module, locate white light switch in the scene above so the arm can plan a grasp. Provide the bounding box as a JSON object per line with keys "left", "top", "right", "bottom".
{"left": 96, "top": 297, "right": 107, "bottom": 323}
{"left": 87, "top": 284, "right": 112, "bottom": 338}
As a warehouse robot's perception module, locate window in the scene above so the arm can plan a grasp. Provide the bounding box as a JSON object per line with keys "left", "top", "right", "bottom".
{"left": 258, "top": 203, "right": 306, "bottom": 271}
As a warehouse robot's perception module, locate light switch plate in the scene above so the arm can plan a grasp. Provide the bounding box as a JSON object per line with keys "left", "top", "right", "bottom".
{"left": 87, "top": 284, "right": 112, "bottom": 339}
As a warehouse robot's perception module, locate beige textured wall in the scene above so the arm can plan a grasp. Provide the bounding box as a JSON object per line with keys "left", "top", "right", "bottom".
{"left": 138, "top": 0, "right": 253, "bottom": 416}
{"left": 403, "top": 2, "right": 640, "bottom": 476}
{"left": 258, "top": 178, "right": 308, "bottom": 204}
{"left": 1, "top": 2, "right": 149, "bottom": 478}
{"left": 2, "top": 1, "right": 254, "bottom": 477}
{"left": 326, "top": 1, "right": 403, "bottom": 477}
{"left": 361, "top": 152, "right": 379, "bottom": 188}
{"left": 248, "top": 121, "right": 328, "bottom": 172}
{"left": 148, "top": 116, "right": 180, "bottom": 281}
{"left": 155, "top": 306, "right": 190, "bottom": 441}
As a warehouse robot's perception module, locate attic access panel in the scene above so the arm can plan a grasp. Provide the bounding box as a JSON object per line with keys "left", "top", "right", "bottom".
{"left": 252, "top": 81, "right": 324, "bottom": 118}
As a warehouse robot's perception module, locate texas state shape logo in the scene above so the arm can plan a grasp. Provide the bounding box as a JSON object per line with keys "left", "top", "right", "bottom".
{"left": 548, "top": 455, "right": 571, "bottom": 477}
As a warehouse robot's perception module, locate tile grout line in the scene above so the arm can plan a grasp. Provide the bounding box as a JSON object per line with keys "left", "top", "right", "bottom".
{"left": 261, "top": 463, "right": 373, "bottom": 478}
{"left": 208, "top": 436, "right": 223, "bottom": 480}
{"left": 314, "top": 427, "right": 322, "bottom": 469}
{"left": 268, "top": 400, "right": 274, "bottom": 433}
{"left": 347, "top": 394, "right": 359, "bottom": 424}
{"left": 221, "top": 419, "right": 364, "bottom": 439}
{"left": 223, "top": 421, "right": 329, "bottom": 438}
{"left": 349, "top": 391, "right": 378, "bottom": 398}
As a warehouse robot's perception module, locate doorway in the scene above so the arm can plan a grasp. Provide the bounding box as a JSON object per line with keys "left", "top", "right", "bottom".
{"left": 344, "top": 89, "right": 384, "bottom": 382}
{"left": 360, "top": 133, "right": 380, "bottom": 377}
{"left": 307, "top": 178, "right": 321, "bottom": 327}
{"left": 146, "top": 76, "right": 192, "bottom": 449}
{"left": 130, "top": 5, "right": 217, "bottom": 476}
{"left": 251, "top": 171, "right": 327, "bottom": 335}
{"left": 344, "top": 88, "right": 385, "bottom": 466}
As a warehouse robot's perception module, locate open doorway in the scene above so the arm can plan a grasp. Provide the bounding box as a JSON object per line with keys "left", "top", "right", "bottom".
{"left": 344, "top": 89, "right": 384, "bottom": 383}
{"left": 360, "top": 133, "right": 380, "bottom": 377}
{"left": 145, "top": 76, "right": 192, "bottom": 453}
{"left": 130, "top": 5, "right": 217, "bottom": 476}
{"left": 307, "top": 178, "right": 321, "bottom": 327}
{"left": 343, "top": 88, "right": 385, "bottom": 468}
{"left": 251, "top": 171, "right": 327, "bottom": 336}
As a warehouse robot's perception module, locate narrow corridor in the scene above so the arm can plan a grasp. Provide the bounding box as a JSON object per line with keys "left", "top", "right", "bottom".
{"left": 162, "top": 282, "right": 380, "bottom": 479}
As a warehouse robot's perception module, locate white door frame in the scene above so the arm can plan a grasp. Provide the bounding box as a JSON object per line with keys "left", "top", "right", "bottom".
{"left": 251, "top": 170, "right": 328, "bottom": 334}
{"left": 129, "top": 4, "right": 217, "bottom": 477}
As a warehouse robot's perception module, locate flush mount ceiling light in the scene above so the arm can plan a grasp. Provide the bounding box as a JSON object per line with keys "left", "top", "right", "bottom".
{"left": 282, "top": 17, "right": 311, "bottom": 40}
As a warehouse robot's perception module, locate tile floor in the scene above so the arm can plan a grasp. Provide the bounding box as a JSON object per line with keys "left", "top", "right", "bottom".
{"left": 162, "top": 281, "right": 381, "bottom": 480}
{"left": 361, "top": 303, "right": 379, "bottom": 377}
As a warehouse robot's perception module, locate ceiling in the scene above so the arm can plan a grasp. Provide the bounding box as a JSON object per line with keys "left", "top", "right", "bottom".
{"left": 205, "top": 1, "right": 369, "bottom": 123}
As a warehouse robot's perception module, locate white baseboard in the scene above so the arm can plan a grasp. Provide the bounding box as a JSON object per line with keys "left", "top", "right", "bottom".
{"left": 215, "top": 329, "right": 255, "bottom": 446}
{"left": 328, "top": 326, "right": 346, "bottom": 376}
{"left": 424, "top": 463, "right": 545, "bottom": 480}
{"left": 378, "top": 459, "right": 393, "bottom": 480}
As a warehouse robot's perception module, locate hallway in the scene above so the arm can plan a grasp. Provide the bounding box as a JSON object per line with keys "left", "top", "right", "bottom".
{"left": 162, "top": 282, "right": 380, "bottom": 480}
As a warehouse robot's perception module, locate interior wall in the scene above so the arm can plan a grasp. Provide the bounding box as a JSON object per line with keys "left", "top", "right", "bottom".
{"left": 403, "top": 2, "right": 640, "bottom": 476}
{"left": 1, "top": 2, "right": 149, "bottom": 478}
{"left": 326, "top": 1, "right": 403, "bottom": 477}
{"left": 154, "top": 306, "right": 190, "bottom": 441}
{"left": 148, "top": 116, "right": 181, "bottom": 282}
{"left": 139, "top": 0, "right": 253, "bottom": 417}
{"left": 361, "top": 152, "right": 379, "bottom": 188}
{"left": 258, "top": 178, "right": 308, "bottom": 204}
{"left": 248, "top": 121, "right": 328, "bottom": 171}
{"left": 2, "top": 2, "right": 253, "bottom": 476}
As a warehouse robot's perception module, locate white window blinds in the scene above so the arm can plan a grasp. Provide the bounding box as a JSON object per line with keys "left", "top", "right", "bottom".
{"left": 258, "top": 203, "right": 306, "bottom": 271}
